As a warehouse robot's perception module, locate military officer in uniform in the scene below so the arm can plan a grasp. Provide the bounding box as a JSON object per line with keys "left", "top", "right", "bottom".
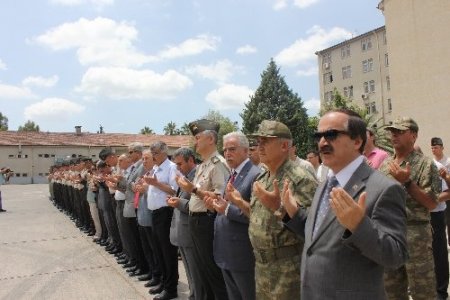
{"left": 176, "top": 119, "right": 229, "bottom": 300}
{"left": 247, "top": 120, "right": 317, "bottom": 300}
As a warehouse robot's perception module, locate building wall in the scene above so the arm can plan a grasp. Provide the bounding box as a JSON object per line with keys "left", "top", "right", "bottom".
{"left": 317, "top": 27, "right": 393, "bottom": 125}
{"left": 0, "top": 145, "right": 180, "bottom": 184}
{"left": 380, "top": 0, "right": 450, "bottom": 155}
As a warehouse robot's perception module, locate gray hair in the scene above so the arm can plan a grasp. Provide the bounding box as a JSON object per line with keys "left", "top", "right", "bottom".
{"left": 202, "top": 130, "right": 218, "bottom": 145}
{"left": 173, "top": 147, "right": 195, "bottom": 162}
{"left": 223, "top": 131, "right": 249, "bottom": 148}
{"left": 128, "top": 142, "right": 144, "bottom": 152}
{"left": 150, "top": 141, "right": 168, "bottom": 154}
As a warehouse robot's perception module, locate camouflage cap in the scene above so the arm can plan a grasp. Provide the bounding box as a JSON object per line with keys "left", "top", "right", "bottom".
{"left": 431, "top": 137, "right": 443, "bottom": 146}
{"left": 248, "top": 120, "right": 292, "bottom": 139}
{"left": 385, "top": 117, "right": 419, "bottom": 132}
{"left": 188, "top": 119, "right": 220, "bottom": 136}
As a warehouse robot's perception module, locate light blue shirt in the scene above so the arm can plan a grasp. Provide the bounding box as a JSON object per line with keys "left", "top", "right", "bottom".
{"left": 147, "top": 158, "right": 178, "bottom": 210}
{"left": 329, "top": 155, "right": 365, "bottom": 188}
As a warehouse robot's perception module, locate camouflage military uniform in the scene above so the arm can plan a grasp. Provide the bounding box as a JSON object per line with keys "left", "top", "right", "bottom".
{"left": 249, "top": 158, "right": 317, "bottom": 300}
{"left": 380, "top": 150, "right": 441, "bottom": 300}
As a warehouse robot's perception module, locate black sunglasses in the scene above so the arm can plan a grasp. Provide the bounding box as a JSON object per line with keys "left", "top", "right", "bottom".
{"left": 313, "top": 129, "right": 349, "bottom": 143}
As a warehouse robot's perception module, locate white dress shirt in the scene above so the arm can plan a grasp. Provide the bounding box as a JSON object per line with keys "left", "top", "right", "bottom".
{"left": 147, "top": 158, "right": 178, "bottom": 210}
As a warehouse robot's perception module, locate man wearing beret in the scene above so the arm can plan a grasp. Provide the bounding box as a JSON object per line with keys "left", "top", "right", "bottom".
{"left": 381, "top": 117, "right": 441, "bottom": 300}
{"left": 431, "top": 137, "right": 450, "bottom": 300}
{"left": 176, "top": 119, "right": 229, "bottom": 300}
{"left": 247, "top": 120, "right": 317, "bottom": 299}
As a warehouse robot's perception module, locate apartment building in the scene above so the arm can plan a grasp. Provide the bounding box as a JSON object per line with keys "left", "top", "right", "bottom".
{"left": 316, "top": 26, "right": 393, "bottom": 125}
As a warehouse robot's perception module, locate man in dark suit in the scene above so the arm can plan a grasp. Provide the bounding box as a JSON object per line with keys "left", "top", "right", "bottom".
{"left": 281, "top": 109, "right": 408, "bottom": 299}
{"left": 167, "top": 147, "right": 204, "bottom": 300}
{"left": 205, "top": 132, "right": 260, "bottom": 300}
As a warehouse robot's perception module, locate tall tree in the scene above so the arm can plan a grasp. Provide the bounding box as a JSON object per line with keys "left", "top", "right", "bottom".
{"left": 18, "top": 120, "right": 40, "bottom": 132}
{"left": 0, "top": 112, "right": 8, "bottom": 131}
{"left": 203, "top": 110, "right": 239, "bottom": 152}
{"left": 163, "top": 121, "right": 178, "bottom": 135}
{"left": 241, "top": 59, "right": 311, "bottom": 157}
{"left": 179, "top": 122, "right": 191, "bottom": 135}
{"left": 140, "top": 126, "right": 154, "bottom": 135}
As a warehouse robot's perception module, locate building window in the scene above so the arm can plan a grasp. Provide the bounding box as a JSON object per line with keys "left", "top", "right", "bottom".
{"left": 323, "top": 52, "right": 331, "bottom": 64}
{"left": 369, "top": 80, "right": 375, "bottom": 93}
{"left": 363, "top": 82, "right": 369, "bottom": 94}
{"left": 51, "top": 154, "right": 55, "bottom": 157}
{"left": 323, "top": 72, "right": 333, "bottom": 85}
{"left": 324, "top": 91, "right": 334, "bottom": 102}
{"left": 22, "top": 173, "right": 28, "bottom": 177}
{"left": 341, "top": 45, "right": 351, "bottom": 59}
{"left": 15, "top": 173, "right": 20, "bottom": 177}
{"left": 370, "top": 102, "right": 377, "bottom": 113}
{"left": 38, "top": 154, "right": 43, "bottom": 157}
{"left": 385, "top": 53, "right": 389, "bottom": 66}
{"left": 342, "top": 66, "right": 352, "bottom": 79}
{"left": 8, "top": 154, "right": 14, "bottom": 158}
{"left": 343, "top": 86, "right": 354, "bottom": 98}
{"left": 361, "top": 37, "right": 372, "bottom": 51}
{"left": 386, "top": 76, "right": 391, "bottom": 90}
{"left": 45, "top": 173, "right": 49, "bottom": 176}
{"left": 387, "top": 98, "right": 392, "bottom": 112}
{"left": 362, "top": 58, "right": 374, "bottom": 73}
{"left": 38, "top": 173, "right": 43, "bottom": 176}
{"left": 92, "top": 155, "right": 96, "bottom": 158}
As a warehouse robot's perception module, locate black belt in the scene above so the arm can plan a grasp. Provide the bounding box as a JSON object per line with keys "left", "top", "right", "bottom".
{"left": 189, "top": 211, "right": 208, "bottom": 217}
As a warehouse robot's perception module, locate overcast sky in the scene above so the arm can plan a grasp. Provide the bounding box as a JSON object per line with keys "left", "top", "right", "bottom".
{"left": 0, "top": 0, "right": 384, "bottom": 134}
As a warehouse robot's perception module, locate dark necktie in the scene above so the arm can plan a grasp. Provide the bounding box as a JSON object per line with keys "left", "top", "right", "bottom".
{"left": 229, "top": 171, "right": 237, "bottom": 184}
{"left": 313, "top": 176, "right": 339, "bottom": 238}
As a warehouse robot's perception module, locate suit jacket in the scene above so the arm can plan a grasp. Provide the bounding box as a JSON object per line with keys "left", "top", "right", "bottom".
{"left": 117, "top": 160, "right": 143, "bottom": 218}
{"left": 170, "top": 166, "right": 196, "bottom": 247}
{"left": 213, "top": 160, "right": 261, "bottom": 271}
{"left": 285, "top": 161, "right": 408, "bottom": 300}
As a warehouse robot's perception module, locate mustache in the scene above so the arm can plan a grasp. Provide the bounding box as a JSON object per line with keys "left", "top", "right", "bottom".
{"left": 319, "top": 145, "right": 334, "bottom": 154}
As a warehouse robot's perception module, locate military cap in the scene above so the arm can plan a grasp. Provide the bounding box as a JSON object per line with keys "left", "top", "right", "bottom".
{"left": 384, "top": 117, "right": 419, "bottom": 132}
{"left": 99, "top": 147, "right": 115, "bottom": 161}
{"left": 248, "top": 120, "right": 292, "bottom": 139}
{"left": 431, "top": 137, "right": 443, "bottom": 146}
{"left": 188, "top": 119, "right": 220, "bottom": 136}
{"left": 249, "top": 138, "right": 259, "bottom": 147}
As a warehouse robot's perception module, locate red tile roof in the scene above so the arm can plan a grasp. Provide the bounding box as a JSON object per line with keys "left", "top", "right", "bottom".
{"left": 0, "top": 131, "right": 192, "bottom": 148}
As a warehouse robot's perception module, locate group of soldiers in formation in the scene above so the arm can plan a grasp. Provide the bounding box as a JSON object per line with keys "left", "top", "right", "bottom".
{"left": 47, "top": 111, "right": 450, "bottom": 300}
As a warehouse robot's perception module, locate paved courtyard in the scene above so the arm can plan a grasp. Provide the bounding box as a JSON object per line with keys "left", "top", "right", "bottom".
{"left": 0, "top": 184, "right": 189, "bottom": 300}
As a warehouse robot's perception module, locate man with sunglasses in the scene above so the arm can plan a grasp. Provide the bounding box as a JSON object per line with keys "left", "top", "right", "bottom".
{"left": 280, "top": 109, "right": 408, "bottom": 299}
{"left": 381, "top": 117, "right": 441, "bottom": 300}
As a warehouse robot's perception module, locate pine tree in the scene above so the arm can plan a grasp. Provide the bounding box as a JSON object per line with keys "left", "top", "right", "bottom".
{"left": 241, "top": 59, "right": 311, "bottom": 157}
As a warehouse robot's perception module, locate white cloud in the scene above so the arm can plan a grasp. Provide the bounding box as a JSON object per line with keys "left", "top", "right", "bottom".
{"left": 304, "top": 97, "right": 320, "bottom": 116}
{"left": 24, "top": 98, "right": 85, "bottom": 121}
{"left": 158, "top": 34, "right": 220, "bottom": 60}
{"left": 49, "top": 0, "right": 114, "bottom": 7}
{"left": 76, "top": 67, "right": 193, "bottom": 100}
{"left": 293, "top": 0, "right": 320, "bottom": 9}
{"left": 206, "top": 84, "right": 253, "bottom": 110}
{"left": 296, "top": 66, "right": 318, "bottom": 77}
{"left": 236, "top": 45, "right": 257, "bottom": 55}
{"left": 32, "top": 17, "right": 155, "bottom": 67}
{"left": 22, "top": 75, "right": 59, "bottom": 88}
{"left": 0, "top": 59, "right": 6, "bottom": 70}
{"left": 275, "top": 25, "right": 352, "bottom": 67}
{"left": 185, "top": 60, "right": 243, "bottom": 84}
{"left": 0, "top": 83, "right": 37, "bottom": 100}
{"left": 273, "top": 0, "right": 288, "bottom": 10}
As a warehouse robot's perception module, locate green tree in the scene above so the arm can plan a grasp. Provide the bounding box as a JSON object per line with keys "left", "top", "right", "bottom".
{"left": 203, "top": 110, "right": 239, "bottom": 152}
{"left": 0, "top": 112, "right": 8, "bottom": 131}
{"left": 18, "top": 120, "right": 40, "bottom": 132}
{"left": 163, "top": 121, "right": 178, "bottom": 135}
{"left": 179, "top": 122, "right": 191, "bottom": 135}
{"left": 140, "top": 126, "right": 154, "bottom": 135}
{"left": 240, "top": 59, "right": 311, "bottom": 157}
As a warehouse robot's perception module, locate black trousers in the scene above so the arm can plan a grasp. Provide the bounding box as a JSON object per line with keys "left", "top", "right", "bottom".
{"left": 431, "top": 211, "right": 449, "bottom": 298}
{"left": 123, "top": 216, "right": 147, "bottom": 271}
{"left": 139, "top": 225, "right": 161, "bottom": 277}
{"left": 189, "top": 213, "right": 228, "bottom": 300}
{"left": 152, "top": 207, "right": 179, "bottom": 294}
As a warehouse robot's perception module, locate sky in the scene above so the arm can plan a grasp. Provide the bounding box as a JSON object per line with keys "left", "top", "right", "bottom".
{"left": 0, "top": 0, "right": 384, "bottom": 134}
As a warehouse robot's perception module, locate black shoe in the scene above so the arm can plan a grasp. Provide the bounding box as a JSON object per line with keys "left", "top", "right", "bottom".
{"left": 114, "top": 251, "right": 124, "bottom": 258}
{"left": 0, "top": 209, "right": 6, "bottom": 212}
{"left": 126, "top": 266, "right": 138, "bottom": 273}
{"left": 129, "top": 269, "right": 146, "bottom": 277}
{"left": 87, "top": 231, "right": 95, "bottom": 236}
{"left": 153, "top": 290, "right": 177, "bottom": 300}
{"left": 149, "top": 284, "right": 164, "bottom": 295}
{"left": 123, "top": 261, "right": 136, "bottom": 268}
{"left": 105, "top": 244, "right": 115, "bottom": 251}
{"left": 147, "top": 277, "right": 161, "bottom": 287}
{"left": 108, "top": 247, "right": 121, "bottom": 255}
{"left": 138, "top": 273, "right": 151, "bottom": 281}
{"left": 117, "top": 258, "right": 128, "bottom": 265}
{"left": 99, "top": 240, "right": 108, "bottom": 246}
{"left": 93, "top": 238, "right": 101, "bottom": 243}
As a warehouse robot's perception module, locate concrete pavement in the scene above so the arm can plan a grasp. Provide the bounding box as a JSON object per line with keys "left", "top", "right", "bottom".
{"left": 0, "top": 184, "right": 189, "bottom": 300}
